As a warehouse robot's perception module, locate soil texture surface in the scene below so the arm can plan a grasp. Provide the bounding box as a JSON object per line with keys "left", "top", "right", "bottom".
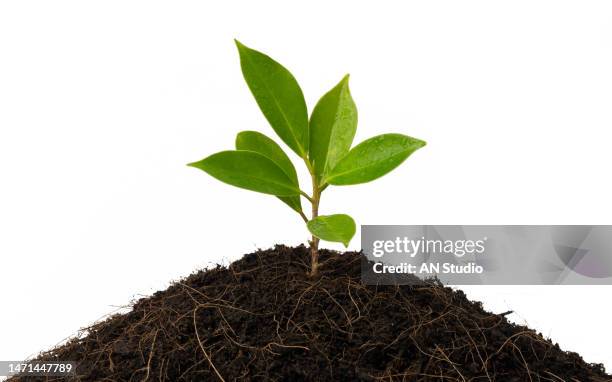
{"left": 9, "top": 245, "right": 611, "bottom": 381}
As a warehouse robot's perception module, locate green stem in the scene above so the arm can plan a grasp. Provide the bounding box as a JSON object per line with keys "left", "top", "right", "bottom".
{"left": 298, "top": 210, "right": 308, "bottom": 223}
{"left": 309, "top": 171, "right": 321, "bottom": 276}
{"left": 302, "top": 156, "right": 322, "bottom": 276}
{"left": 299, "top": 190, "right": 313, "bottom": 203}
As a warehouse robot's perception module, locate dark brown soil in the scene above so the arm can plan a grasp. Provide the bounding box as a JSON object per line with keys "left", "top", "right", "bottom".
{"left": 10, "top": 245, "right": 610, "bottom": 381}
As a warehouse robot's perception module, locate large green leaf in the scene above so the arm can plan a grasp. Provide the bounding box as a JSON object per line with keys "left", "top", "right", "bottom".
{"left": 307, "top": 214, "right": 356, "bottom": 247}
{"left": 235, "top": 40, "right": 309, "bottom": 157}
{"left": 188, "top": 150, "right": 300, "bottom": 196}
{"left": 309, "top": 74, "right": 358, "bottom": 180}
{"left": 235, "top": 131, "right": 302, "bottom": 212}
{"left": 324, "top": 134, "right": 426, "bottom": 185}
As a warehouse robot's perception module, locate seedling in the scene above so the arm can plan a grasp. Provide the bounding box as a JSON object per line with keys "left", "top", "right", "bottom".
{"left": 189, "top": 41, "right": 426, "bottom": 276}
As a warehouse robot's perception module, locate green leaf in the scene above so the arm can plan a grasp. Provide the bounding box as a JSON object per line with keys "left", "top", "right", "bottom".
{"left": 235, "top": 131, "right": 302, "bottom": 212}
{"left": 307, "top": 214, "right": 356, "bottom": 247}
{"left": 188, "top": 150, "right": 300, "bottom": 196}
{"left": 235, "top": 40, "right": 309, "bottom": 157}
{"left": 324, "top": 133, "right": 426, "bottom": 185}
{"left": 309, "top": 74, "right": 358, "bottom": 180}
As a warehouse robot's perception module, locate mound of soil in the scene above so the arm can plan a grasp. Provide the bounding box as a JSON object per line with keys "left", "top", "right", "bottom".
{"left": 11, "top": 245, "right": 610, "bottom": 381}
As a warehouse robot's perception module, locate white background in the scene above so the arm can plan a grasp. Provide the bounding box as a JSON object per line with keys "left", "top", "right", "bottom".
{"left": 1, "top": 0, "right": 611, "bottom": 373}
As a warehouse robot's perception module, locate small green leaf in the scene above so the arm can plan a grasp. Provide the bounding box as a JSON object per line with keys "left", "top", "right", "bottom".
{"left": 235, "top": 131, "right": 302, "bottom": 212}
{"left": 235, "top": 131, "right": 299, "bottom": 184}
{"left": 188, "top": 150, "right": 300, "bottom": 196}
{"left": 235, "top": 40, "right": 309, "bottom": 157}
{"left": 307, "top": 214, "right": 356, "bottom": 247}
{"left": 324, "top": 133, "right": 426, "bottom": 185}
{"left": 277, "top": 195, "right": 302, "bottom": 213}
{"left": 309, "top": 74, "right": 358, "bottom": 180}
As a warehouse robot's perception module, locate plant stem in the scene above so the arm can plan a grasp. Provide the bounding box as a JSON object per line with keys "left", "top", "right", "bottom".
{"left": 298, "top": 210, "right": 308, "bottom": 223}
{"left": 309, "top": 171, "right": 321, "bottom": 276}
{"left": 299, "top": 190, "right": 313, "bottom": 203}
{"left": 302, "top": 156, "right": 321, "bottom": 276}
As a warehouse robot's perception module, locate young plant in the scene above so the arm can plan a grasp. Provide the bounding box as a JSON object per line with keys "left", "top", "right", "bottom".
{"left": 189, "top": 40, "right": 426, "bottom": 276}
